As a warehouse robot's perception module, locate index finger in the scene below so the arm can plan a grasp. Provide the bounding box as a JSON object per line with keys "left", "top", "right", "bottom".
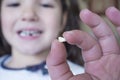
{"left": 80, "top": 9, "right": 120, "bottom": 55}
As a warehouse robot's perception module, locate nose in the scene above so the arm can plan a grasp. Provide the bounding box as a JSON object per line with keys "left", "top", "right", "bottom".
{"left": 21, "top": 7, "right": 38, "bottom": 22}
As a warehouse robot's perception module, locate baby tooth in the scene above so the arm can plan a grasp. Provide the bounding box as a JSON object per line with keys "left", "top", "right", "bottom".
{"left": 58, "top": 37, "right": 66, "bottom": 42}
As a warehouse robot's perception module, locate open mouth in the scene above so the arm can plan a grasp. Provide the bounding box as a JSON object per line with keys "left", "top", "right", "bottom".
{"left": 17, "top": 30, "right": 43, "bottom": 37}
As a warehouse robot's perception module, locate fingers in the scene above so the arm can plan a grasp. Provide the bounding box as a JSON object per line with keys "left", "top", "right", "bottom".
{"left": 46, "top": 40, "right": 73, "bottom": 80}
{"left": 80, "top": 9, "right": 120, "bottom": 55}
{"left": 63, "top": 30, "right": 102, "bottom": 63}
{"left": 106, "top": 7, "right": 120, "bottom": 35}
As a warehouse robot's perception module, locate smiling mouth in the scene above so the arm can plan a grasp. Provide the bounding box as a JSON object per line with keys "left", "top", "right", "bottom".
{"left": 18, "top": 30, "right": 43, "bottom": 37}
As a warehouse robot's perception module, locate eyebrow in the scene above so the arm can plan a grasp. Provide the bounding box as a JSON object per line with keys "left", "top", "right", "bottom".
{"left": 47, "top": 0, "right": 60, "bottom": 5}
{"left": 51, "top": 0, "right": 60, "bottom": 3}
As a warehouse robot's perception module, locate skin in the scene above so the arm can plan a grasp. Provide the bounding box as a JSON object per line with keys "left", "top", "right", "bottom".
{"left": 1, "top": 0, "right": 66, "bottom": 68}
{"left": 47, "top": 7, "right": 120, "bottom": 80}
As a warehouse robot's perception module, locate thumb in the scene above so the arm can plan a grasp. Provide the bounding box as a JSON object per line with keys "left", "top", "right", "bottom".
{"left": 46, "top": 40, "right": 73, "bottom": 80}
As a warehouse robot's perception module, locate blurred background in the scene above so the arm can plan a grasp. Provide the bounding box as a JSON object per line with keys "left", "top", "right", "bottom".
{"left": 78, "top": 0, "right": 120, "bottom": 43}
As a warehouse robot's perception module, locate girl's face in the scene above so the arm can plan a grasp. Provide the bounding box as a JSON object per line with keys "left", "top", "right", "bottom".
{"left": 1, "top": 0, "right": 66, "bottom": 55}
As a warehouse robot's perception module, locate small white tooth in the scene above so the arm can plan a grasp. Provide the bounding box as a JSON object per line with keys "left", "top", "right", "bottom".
{"left": 20, "top": 31, "right": 27, "bottom": 37}
{"left": 58, "top": 37, "right": 66, "bottom": 42}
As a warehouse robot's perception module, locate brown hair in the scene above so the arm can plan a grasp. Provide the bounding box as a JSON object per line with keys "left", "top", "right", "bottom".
{"left": 0, "top": 0, "right": 84, "bottom": 66}
{"left": 62, "top": 0, "right": 84, "bottom": 66}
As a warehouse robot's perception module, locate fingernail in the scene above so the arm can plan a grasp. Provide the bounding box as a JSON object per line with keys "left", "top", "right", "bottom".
{"left": 63, "top": 31, "right": 74, "bottom": 36}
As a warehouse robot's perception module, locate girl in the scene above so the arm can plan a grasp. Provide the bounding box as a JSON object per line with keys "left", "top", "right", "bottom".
{"left": 0, "top": 0, "right": 84, "bottom": 80}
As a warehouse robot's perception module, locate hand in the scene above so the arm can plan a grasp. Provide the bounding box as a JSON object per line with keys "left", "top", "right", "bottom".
{"left": 46, "top": 7, "right": 120, "bottom": 80}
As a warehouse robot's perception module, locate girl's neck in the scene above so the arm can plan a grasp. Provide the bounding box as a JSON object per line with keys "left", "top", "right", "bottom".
{"left": 6, "top": 50, "right": 49, "bottom": 68}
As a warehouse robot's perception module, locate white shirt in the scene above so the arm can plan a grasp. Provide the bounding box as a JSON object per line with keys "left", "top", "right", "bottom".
{"left": 0, "top": 55, "right": 84, "bottom": 80}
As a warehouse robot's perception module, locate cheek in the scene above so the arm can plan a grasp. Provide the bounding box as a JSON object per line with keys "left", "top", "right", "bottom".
{"left": 1, "top": 10, "right": 20, "bottom": 29}
{"left": 1, "top": 16, "right": 8, "bottom": 33}
{"left": 44, "top": 13, "right": 63, "bottom": 32}
{"left": 1, "top": 16, "right": 12, "bottom": 36}
{"left": 46, "top": 20, "right": 62, "bottom": 38}
{"left": 1, "top": 12, "right": 16, "bottom": 42}
{"left": 41, "top": 9, "right": 63, "bottom": 28}
{"left": 1, "top": 12, "right": 13, "bottom": 28}
{"left": 43, "top": 20, "right": 62, "bottom": 43}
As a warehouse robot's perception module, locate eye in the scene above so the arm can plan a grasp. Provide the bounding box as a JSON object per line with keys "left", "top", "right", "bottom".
{"left": 7, "top": 3, "right": 20, "bottom": 7}
{"left": 41, "top": 4, "right": 54, "bottom": 8}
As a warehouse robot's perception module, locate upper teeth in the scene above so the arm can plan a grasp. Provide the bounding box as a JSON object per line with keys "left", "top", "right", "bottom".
{"left": 19, "top": 30, "right": 41, "bottom": 37}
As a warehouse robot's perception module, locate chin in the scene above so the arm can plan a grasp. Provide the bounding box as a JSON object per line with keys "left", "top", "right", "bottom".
{"left": 25, "top": 51, "right": 39, "bottom": 55}
{"left": 19, "top": 47, "right": 49, "bottom": 56}
{"left": 14, "top": 43, "right": 50, "bottom": 56}
{"left": 22, "top": 49, "right": 41, "bottom": 55}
